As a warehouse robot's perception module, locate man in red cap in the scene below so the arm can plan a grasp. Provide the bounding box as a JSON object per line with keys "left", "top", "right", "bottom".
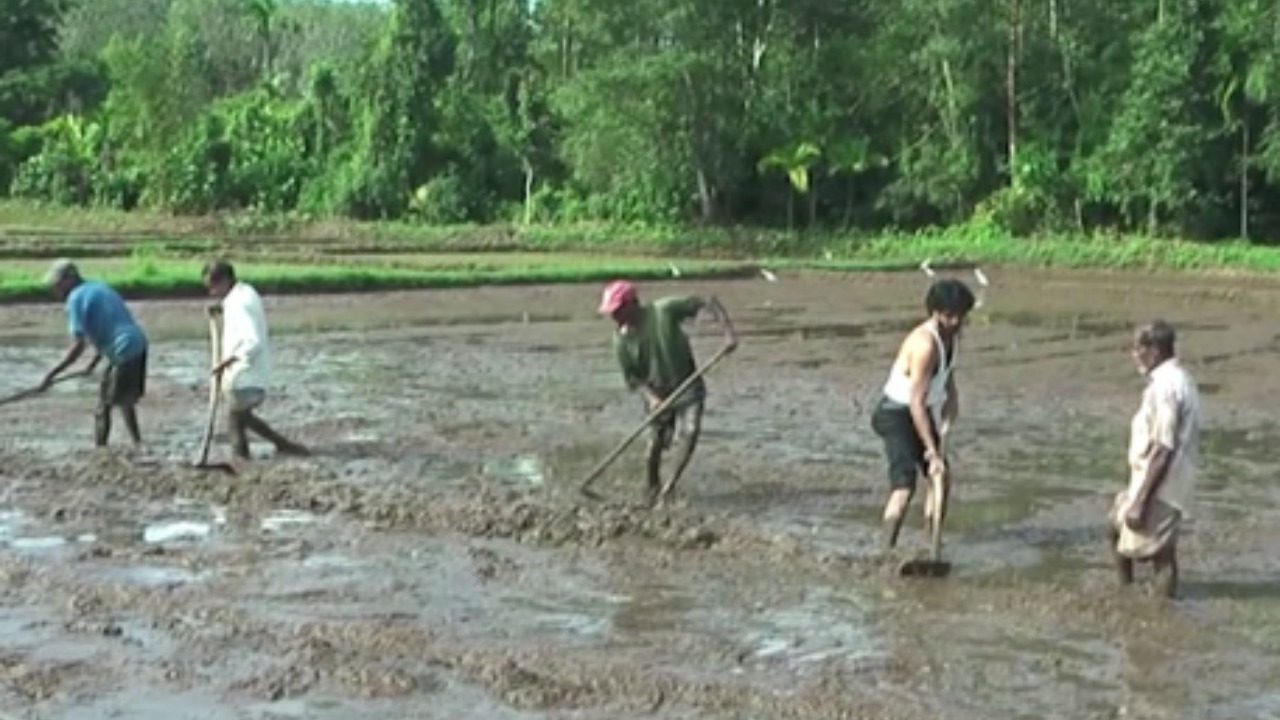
{"left": 598, "top": 280, "right": 738, "bottom": 507}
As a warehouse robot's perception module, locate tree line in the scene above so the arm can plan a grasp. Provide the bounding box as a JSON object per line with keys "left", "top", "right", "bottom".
{"left": 2, "top": 0, "right": 1278, "bottom": 241}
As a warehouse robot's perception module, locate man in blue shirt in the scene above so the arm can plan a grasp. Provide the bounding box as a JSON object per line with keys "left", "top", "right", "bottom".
{"left": 39, "top": 259, "right": 150, "bottom": 447}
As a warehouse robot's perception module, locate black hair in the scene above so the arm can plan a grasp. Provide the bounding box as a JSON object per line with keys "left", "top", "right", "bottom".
{"left": 202, "top": 260, "right": 236, "bottom": 284}
{"left": 1136, "top": 320, "right": 1177, "bottom": 356}
{"left": 925, "top": 278, "right": 976, "bottom": 315}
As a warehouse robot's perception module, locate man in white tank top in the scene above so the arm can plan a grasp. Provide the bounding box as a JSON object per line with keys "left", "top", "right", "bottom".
{"left": 870, "top": 279, "right": 976, "bottom": 551}
{"left": 1109, "top": 320, "right": 1200, "bottom": 599}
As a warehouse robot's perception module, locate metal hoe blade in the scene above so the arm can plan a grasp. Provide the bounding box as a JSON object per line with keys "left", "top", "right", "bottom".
{"left": 900, "top": 423, "right": 951, "bottom": 580}
{"left": 898, "top": 558, "right": 952, "bottom": 578}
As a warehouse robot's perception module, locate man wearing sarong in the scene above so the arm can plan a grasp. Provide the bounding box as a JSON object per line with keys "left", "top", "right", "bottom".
{"left": 1110, "top": 320, "right": 1201, "bottom": 599}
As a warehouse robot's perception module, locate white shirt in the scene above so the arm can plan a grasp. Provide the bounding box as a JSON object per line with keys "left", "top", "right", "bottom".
{"left": 220, "top": 282, "right": 272, "bottom": 391}
{"left": 1127, "top": 358, "right": 1200, "bottom": 515}
{"left": 882, "top": 321, "right": 956, "bottom": 408}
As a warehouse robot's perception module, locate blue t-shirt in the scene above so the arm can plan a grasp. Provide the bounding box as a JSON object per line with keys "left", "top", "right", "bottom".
{"left": 65, "top": 280, "right": 148, "bottom": 363}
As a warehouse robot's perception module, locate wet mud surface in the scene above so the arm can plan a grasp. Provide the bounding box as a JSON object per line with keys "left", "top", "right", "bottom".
{"left": 3, "top": 269, "right": 1280, "bottom": 719}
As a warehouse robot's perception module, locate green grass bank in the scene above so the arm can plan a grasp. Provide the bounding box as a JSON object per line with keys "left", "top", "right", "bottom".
{"left": 3, "top": 200, "right": 1280, "bottom": 303}
{"left": 0, "top": 256, "right": 768, "bottom": 303}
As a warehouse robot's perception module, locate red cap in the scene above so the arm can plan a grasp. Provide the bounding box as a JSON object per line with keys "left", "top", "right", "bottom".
{"left": 598, "top": 280, "right": 637, "bottom": 314}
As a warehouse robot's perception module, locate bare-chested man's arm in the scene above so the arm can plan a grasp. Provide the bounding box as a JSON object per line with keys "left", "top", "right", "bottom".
{"left": 941, "top": 371, "right": 958, "bottom": 429}
{"left": 905, "top": 328, "right": 944, "bottom": 477}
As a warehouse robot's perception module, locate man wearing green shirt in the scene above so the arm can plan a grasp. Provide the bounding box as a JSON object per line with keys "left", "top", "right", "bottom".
{"left": 598, "top": 280, "right": 738, "bottom": 507}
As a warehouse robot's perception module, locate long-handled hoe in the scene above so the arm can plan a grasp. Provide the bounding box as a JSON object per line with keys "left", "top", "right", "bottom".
{"left": 192, "top": 307, "right": 236, "bottom": 474}
{"left": 578, "top": 343, "right": 734, "bottom": 501}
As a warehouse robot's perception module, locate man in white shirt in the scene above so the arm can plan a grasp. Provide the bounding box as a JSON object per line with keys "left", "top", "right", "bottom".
{"left": 1109, "top": 320, "right": 1200, "bottom": 598}
{"left": 201, "top": 261, "right": 309, "bottom": 460}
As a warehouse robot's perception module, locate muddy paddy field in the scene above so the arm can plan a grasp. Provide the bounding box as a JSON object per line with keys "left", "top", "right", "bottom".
{"left": 2, "top": 268, "right": 1280, "bottom": 719}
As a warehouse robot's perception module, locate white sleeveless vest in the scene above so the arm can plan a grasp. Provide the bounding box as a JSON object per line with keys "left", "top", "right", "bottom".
{"left": 881, "top": 321, "right": 956, "bottom": 408}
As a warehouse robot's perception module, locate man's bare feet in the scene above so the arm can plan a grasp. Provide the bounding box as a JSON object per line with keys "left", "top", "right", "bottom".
{"left": 275, "top": 441, "right": 311, "bottom": 457}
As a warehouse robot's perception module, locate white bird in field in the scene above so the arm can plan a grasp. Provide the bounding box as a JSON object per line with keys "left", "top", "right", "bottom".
{"left": 668, "top": 262, "right": 682, "bottom": 277}
{"left": 760, "top": 268, "right": 777, "bottom": 282}
{"left": 973, "top": 267, "right": 989, "bottom": 308}
{"left": 920, "top": 258, "right": 936, "bottom": 277}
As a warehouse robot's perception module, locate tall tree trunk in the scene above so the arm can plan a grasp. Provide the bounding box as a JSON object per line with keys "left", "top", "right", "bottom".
{"left": 808, "top": 178, "right": 817, "bottom": 227}
{"left": 1240, "top": 115, "right": 1250, "bottom": 239}
{"left": 1006, "top": 0, "right": 1021, "bottom": 187}
{"left": 695, "top": 167, "right": 717, "bottom": 223}
{"left": 522, "top": 156, "right": 534, "bottom": 225}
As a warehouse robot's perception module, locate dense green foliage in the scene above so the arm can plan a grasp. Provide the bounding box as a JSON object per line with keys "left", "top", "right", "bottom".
{"left": 4, "top": 0, "right": 1280, "bottom": 241}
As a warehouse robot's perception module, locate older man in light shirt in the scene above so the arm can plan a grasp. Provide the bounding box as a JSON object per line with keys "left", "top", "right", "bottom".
{"left": 1109, "top": 320, "right": 1201, "bottom": 598}
{"left": 201, "top": 261, "right": 308, "bottom": 460}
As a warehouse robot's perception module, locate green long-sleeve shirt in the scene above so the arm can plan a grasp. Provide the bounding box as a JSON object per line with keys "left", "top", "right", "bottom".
{"left": 613, "top": 295, "right": 706, "bottom": 408}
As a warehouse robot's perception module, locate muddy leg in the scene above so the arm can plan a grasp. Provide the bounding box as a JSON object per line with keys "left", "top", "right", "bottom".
{"left": 1108, "top": 526, "right": 1134, "bottom": 585}
{"left": 241, "top": 413, "right": 309, "bottom": 456}
{"left": 1152, "top": 541, "right": 1178, "bottom": 599}
{"left": 119, "top": 405, "right": 142, "bottom": 446}
{"left": 870, "top": 401, "right": 927, "bottom": 553}
{"left": 657, "top": 404, "right": 703, "bottom": 504}
{"left": 1107, "top": 493, "right": 1135, "bottom": 585}
{"left": 95, "top": 367, "right": 113, "bottom": 448}
{"left": 882, "top": 487, "right": 914, "bottom": 551}
{"left": 227, "top": 409, "right": 252, "bottom": 460}
{"left": 645, "top": 433, "right": 664, "bottom": 507}
{"left": 94, "top": 408, "right": 111, "bottom": 448}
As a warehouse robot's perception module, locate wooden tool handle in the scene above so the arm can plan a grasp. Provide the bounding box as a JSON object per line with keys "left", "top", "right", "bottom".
{"left": 579, "top": 343, "right": 733, "bottom": 495}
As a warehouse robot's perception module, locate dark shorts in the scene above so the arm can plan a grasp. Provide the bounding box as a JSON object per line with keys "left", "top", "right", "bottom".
{"left": 99, "top": 350, "right": 147, "bottom": 409}
{"left": 870, "top": 396, "right": 938, "bottom": 491}
{"left": 646, "top": 397, "right": 705, "bottom": 451}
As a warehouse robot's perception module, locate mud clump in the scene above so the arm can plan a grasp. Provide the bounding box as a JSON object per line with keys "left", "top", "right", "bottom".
{"left": 446, "top": 648, "right": 923, "bottom": 718}
{"left": 333, "top": 664, "right": 439, "bottom": 699}
{"left": 0, "top": 655, "right": 101, "bottom": 703}
{"left": 226, "top": 624, "right": 445, "bottom": 701}
{"left": 232, "top": 661, "right": 318, "bottom": 701}
{"left": 472, "top": 656, "right": 582, "bottom": 709}
{"left": 1, "top": 449, "right": 736, "bottom": 555}
{"left": 467, "top": 546, "right": 520, "bottom": 580}
{"left": 437, "top": 494, "right": 724, "bottom": 550}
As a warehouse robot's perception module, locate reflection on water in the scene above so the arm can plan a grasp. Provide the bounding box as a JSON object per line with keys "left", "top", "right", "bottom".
{"left": 142, "top": 520, "right": 212, "bottom": 544}
{"left": 1209, "top": 691, "right": 1280, "bottom": 720}
{"left": 140, "top": 499, "right": 225, "bottom": 545}
{"left": 612, "top": 579, "right": 883, "bottom": 672}
{"left": 261, "top": 509, "right": 321, "bottom": 534}
{"left": 86, "top": 564, "right": 210, "bottom": 588}
{"left": 482, "top": 454, "right": 546, "bottom": 487}
{"left": 0, "top": 507, "right": 83, "bottom": 554}
{"left": 9, "top": 535, "right": 69, "bottom": 551}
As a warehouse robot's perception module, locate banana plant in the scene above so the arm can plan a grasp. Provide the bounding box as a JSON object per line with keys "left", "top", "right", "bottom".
{"left": 757, "top": 140, "right": 820, "bottom": 230}
{"left": 825, "top": 137, "right": 885, "bottom": 227}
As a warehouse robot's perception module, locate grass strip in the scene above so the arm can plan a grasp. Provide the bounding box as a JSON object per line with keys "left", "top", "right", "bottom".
{"left": 7, "top": 200, "right": 1280, "bottom": 281}
{"left": 805, "top": 230, "right": 1280, "bottom": 273}
{"left": 0, "top": 258, "right": 767, "bottom": 304}
{"left": 0, "top": 252, "right": 962, "bottom": 305}
{"left": 6, "top": 228, "right": 1280, "bottom": 273}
